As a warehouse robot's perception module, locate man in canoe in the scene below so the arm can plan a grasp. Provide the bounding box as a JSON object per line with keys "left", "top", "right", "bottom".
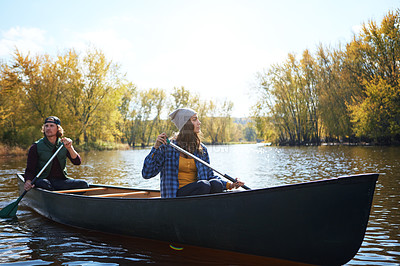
{"left": 142, "top": 108, "right": 244, "bottom": 198}
{"left": 23, "top": 116, "right": 88, "bottom": 191}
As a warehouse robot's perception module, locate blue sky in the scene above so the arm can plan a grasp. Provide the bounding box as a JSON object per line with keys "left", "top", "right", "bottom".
{"left": 0, "top": 0, "right": 398, "bottom": 117}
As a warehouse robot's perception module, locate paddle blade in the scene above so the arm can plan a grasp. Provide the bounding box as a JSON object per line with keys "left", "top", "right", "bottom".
{"left": 0, "top": 200, "right": 19, "bottom": 218}
{"left": 0, "top": 192, "right": 25, "bottom": 218}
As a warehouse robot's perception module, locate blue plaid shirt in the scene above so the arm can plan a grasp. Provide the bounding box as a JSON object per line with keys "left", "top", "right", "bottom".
{"left": 142, "top": 141, "right": 227, "bottom": 198}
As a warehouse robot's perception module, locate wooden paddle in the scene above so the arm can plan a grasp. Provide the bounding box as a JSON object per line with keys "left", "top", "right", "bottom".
{"left": 0, "top": 144, "right": 64, "bottom": 218}
{"left": 167, "top": 139, "right": 251, "bottom": 190}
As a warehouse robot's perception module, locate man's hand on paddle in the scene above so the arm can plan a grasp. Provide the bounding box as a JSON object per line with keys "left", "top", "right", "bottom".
{"left": 24, "top": 180, "right": 34, "bottom": 191}
{"left": 61, "top": 137, "right": 73, "bottom": 149}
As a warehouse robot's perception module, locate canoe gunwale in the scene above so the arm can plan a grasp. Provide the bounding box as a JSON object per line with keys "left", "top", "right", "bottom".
{"left": 16, "top": 172, "right": 379, "bottom": 201}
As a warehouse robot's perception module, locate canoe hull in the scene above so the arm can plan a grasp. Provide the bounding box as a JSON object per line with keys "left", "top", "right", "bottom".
{"left": 17, "top": 173, "right": 378, "bottom": 265}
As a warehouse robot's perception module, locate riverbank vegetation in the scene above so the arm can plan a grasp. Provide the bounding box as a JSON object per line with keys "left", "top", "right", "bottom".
{"left": 0, "top": 47, "right": 255, "bottom": 152}
{"left": 253, "top": 10, "right": 399, "bottom": 145}
{"left": 0, "top": 143, "right": 26, "bottom": 156}
{"left": 0, "top": 10, "right": 398, "bottom": 152}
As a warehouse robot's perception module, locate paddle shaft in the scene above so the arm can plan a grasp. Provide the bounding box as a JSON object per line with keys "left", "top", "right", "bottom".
{"left": 167, "top": 140, "right": 251, "bottom": 190}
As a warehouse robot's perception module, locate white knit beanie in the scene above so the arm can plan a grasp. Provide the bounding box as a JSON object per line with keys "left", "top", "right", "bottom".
{"left": 169, "top": 108, "right": 197, "bottom": 131}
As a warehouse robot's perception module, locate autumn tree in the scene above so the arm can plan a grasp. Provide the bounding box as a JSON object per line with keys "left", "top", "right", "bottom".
{"left": 254, "top": 9, "right": 399, "bottom": 145}
{"left": 345, "top": 10, "right": 400, "bottom": 143}
{"left": 255, "top": 52, "right": 321, "bottom": 145}
{"left": 118, "top": 84, "right": 138, "bottom": 146}
{"left": 315, "top": 45, "right": 353, "bottom": 141}
{"left": 0, "top": 48, "right": 129, "bottom": 147}
{"left": 202, "top": 99, "right": 234, "bottom": 144}
{"left": 0, "top": 50, "right": 64, "bottom": 145}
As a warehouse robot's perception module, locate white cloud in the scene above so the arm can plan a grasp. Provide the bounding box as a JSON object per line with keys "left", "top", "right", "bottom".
{"left": 0, "top": 26, "right": 51, "bottom": 57}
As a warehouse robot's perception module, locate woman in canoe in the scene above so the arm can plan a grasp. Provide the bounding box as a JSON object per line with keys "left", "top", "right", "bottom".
{"left": 142, "top": 108, "right": 244, "bottom": 198}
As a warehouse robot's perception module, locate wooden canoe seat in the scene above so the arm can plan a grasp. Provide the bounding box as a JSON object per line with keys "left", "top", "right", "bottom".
{"left": 91, "top": 191, "right": 150, "bottom": 198}
{"left": 56, "top": 187, "right": 107, "bottom": 193}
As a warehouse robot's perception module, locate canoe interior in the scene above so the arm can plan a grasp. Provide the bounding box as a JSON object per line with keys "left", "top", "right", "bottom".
{"left": 55, "top": 186, "right": 161, "bottom": 198}
{"left": 17, "top": 174, "right": 161, "bottom": 199}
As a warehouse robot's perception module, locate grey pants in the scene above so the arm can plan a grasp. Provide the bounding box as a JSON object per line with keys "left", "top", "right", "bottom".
{"left": 176, "top": 178, "right": 224, "bottom": 197}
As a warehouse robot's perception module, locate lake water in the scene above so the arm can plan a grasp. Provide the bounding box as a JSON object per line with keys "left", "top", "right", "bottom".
{"left": 0, "top": 144, "right": 399, "bottom": 265}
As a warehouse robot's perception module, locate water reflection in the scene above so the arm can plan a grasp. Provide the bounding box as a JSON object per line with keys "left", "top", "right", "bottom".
{"left": 0, "top": 145, "right": 399, "bottom": 265}
{"left": 2, "top": 208, "right": 300, "bottom": 265}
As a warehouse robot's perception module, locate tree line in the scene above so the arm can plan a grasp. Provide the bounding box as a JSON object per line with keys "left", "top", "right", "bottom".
{"left": 253, "top": 10, "right": 400, "bottom": 145}
{"left": 0, "top": 49, "right": 255, "bottom": 149}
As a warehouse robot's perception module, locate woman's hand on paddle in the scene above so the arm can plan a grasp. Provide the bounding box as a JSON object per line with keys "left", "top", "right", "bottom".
{"left": 154, "top": 133, "right": 168, "bottom": 149}
{"left": 230, "top": 178, "right": 245, "bottom": 189}
{"left": 24, "top": 180, "right": 34, "bottom": 191}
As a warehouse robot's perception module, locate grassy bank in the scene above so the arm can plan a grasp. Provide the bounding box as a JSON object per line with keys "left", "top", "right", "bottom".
{"left": 77, "top": 141, "right": 131, "bottom": 151}
{"left": 0, "top": 143, "right": 27, "bottom": 157}
{"left": 0, "top": 141, "right": 132, "bottom": 156}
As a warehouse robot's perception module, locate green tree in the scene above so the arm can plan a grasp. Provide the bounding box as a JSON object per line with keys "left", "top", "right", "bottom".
{"left": 202, "top": 99, "right": 233, "bottom": 144}
{"left": 170, "top": 86, "right": 191, "bottom": 110}
{"left": 345, "top": 10, "right": 400, "bottom": 143}
{"left": 255, "top": 52, "right": 320, "bottom": 145}
{"left": 133, "top": 88, "right": 167, "bottom": 146}
{"left": 315, "top": 45, "right": 352, "bottom": 141}
{"left": 0, "top": 50, "right": 62, "bottom": 146}
{"left": 0, "top": 47, "right": 129, "bottom": 147}
{"left": 243, "top": 123, "right": 257, "bottom": 142}
{"left": 349, "top": 78, "right": 399, "bottom": 143}
{"left": 118, "top": 84, "right": 138, "bottom": 146}
{"left": 62, "top": 48, "right": 126, "bottom": 144}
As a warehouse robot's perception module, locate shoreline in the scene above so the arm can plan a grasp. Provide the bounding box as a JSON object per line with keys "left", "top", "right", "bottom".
{"left": 2, "top": 141, "right": 398, "bottom": 157}
{"left": 0, "top": 144, "right": 27, "bottom": 157}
